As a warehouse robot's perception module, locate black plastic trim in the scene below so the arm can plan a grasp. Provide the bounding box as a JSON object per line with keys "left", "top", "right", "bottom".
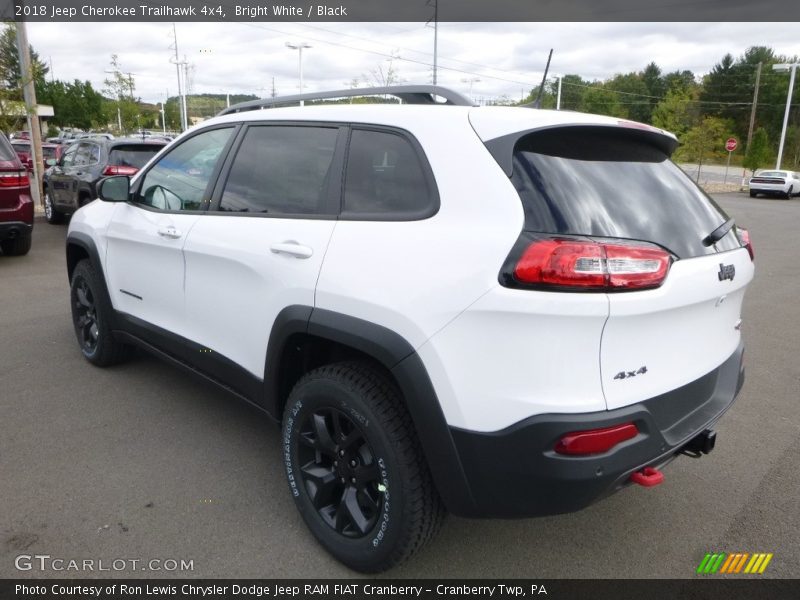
{"left": 0, "top": 221, "right": 33, "bottom": 241}
{"left": 113, "top": 312, "right": 265, "bottom": 408}
{"left": 449, "top": 341, "right": 745, "bottom": 517}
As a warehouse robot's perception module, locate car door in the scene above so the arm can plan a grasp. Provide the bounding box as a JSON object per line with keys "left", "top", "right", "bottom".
{"left": 63, "top": 142, "right": 99, "bottom": 208}
{"left": 48, "top": 143, "right": 78, "bottom": 209}
{"left": 104, "top": 126, "right": 237, "bottom": 340}
{"left": 181, "top": 123, "right": 344, "bottom": 389}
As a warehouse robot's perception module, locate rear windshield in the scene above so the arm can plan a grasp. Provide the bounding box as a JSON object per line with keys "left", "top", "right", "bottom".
{"left": 42, "top": 146, "right": 58, "bottom": 159}
{"left": 510, "top": 128, "right": 739, "bottom": 258}
{"left": 108, "top": 145, "right": 163, "bottom": 169}
{"left": 0, "top": 134, "right": 18, "bottom": 161}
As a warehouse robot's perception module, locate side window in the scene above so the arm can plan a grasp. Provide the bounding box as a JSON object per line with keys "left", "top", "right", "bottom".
{"left": 220, "top": 125, "right": 338, "bottom": 215}
{"left": 73, "top": 143, "right": 98, "bottom": 166}
{"left": 60, "top": 144, "right": 78, "bottom": 167}
{"left": 342, "top": 129, "right": 435, "bottom": 218}
{"left": 137, "top": 127, "right": 233, "bottom": 211}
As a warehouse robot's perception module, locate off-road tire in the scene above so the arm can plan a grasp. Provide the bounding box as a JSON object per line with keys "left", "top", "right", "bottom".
{"left": 0, "top": 234, "right": 31, "bottom": 256}
{"left": 44, "top": 189, "right": 64, "bottom": 224}
{"left": 70, "top": 259, "right": 132, "bottom": 366}
{"left": 282, "top": 361, "right": 445, "bottom": 573}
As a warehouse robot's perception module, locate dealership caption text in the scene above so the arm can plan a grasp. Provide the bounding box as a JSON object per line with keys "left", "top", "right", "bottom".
{"left": 15, "top": 584, "right": 548, "bottom": 597}
{"left": 15, "top": 3, "right": 348, "bottom": 19}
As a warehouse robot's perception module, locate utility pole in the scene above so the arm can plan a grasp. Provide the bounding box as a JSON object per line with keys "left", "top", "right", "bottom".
{"left": 427, "top": 0, "right": 438, "bottom": 87}
{"left": 15, "top": 22, "right": 43, "bottom": 207}
{"left": 170, "top": 23, "right": 187, "bottom": 131}
{"left": 741, "top": 61, "right": 762, "bottom": 189}
{"left": 271, "top": 77, "right": 276, "bottom": 98}
{"left": 773, "top": 62, "right": 798, "bottom": 170}
{"left": 286, "top": 42, "right": 311, "bottom": 105}
{"left": 556, "top": 75, "right": 563, "bottom": 110}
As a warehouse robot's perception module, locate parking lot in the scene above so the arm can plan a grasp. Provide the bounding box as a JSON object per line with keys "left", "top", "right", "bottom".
{"left": 1, "top": 192, "right": 798, "bottom": 579}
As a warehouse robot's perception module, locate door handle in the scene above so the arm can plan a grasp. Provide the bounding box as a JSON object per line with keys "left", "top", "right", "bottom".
{"left": 270, "top": 241, "right": 313, "bottom": 259}
{"left": 157, "top": 226, "right": 183, "bottom": 240}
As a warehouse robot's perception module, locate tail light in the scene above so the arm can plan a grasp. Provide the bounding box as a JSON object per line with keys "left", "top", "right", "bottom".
{"left": 0, "top": 170, "right": 29, "bottom": 188}
{"left": 737, "top": 227, "right": 754, "bottom": 261}
{"left": 102, "top": 165, "right": 139, "bottom": 176}
{"left": 503, "top": 235, "right": 672, "bottom": 292}
{"left": 555, "top": 422, "right": 639, "bottom": 456}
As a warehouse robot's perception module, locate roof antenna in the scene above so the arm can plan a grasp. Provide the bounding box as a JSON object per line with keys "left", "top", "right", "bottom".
{"left": 525, "top": 49, "right": 553, "bottom": 109}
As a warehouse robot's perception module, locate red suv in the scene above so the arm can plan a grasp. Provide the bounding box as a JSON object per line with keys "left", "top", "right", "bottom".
{"left": 0, "top": 132, "right": 33, "bottom": 256}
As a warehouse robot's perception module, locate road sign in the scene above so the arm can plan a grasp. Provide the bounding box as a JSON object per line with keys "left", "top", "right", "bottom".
{"left": 725, "top": 138, "right": 738, "bottom": 152}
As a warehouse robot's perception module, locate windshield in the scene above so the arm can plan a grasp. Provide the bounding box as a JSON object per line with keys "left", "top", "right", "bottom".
{"left": 510, "top": 128, "right": 740, "bottom": 258}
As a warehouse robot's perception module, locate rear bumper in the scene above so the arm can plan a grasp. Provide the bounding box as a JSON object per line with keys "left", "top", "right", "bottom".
{"left": 448, "top": 341, "right": 745, "bottom": 518}
{"left": 0, "top": 221, "right": 33, "bottom": 242}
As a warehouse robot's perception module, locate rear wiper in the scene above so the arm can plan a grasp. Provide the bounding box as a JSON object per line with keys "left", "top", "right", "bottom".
{"left": 703, "top": 218, "right": 735, "bottom": 247}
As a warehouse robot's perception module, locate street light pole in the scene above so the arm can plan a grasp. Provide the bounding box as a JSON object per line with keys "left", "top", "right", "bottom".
{"left": 286, "top": 42, "right": 311, "bottom": 106}
{"left": 773, "top": 62, "right": 798, "bottom": 170}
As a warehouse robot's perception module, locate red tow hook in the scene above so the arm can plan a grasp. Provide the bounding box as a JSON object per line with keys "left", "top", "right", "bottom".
{"left": 630, "top": 466, "right": 664, "bottom": 487}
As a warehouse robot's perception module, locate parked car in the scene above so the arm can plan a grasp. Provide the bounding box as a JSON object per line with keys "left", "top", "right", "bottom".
{"left": 66, "top": 85, "right": 754, "bottom": 572}
{"left": 10, "top": 130, "right": 30, "bottom": 140}
{"left": 44, "top": 137, "right": 167, "bottom": 224}
{"left": 748, "top": 169, "right": 800, "bottom": 198}
{"left": 10, "top": 139, "right": 63, "bottom": 172}
{"left": 0, "top": 132, "right": 33, "bottom": 256}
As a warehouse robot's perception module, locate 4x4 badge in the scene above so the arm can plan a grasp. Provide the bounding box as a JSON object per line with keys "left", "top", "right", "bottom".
{"left": 718, "top": 263, "right": 735, "bottom": 282}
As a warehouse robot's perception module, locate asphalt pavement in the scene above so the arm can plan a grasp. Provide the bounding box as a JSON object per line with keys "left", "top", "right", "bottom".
{"left": 1, "top": 192, "right": 798, "bottom": 579}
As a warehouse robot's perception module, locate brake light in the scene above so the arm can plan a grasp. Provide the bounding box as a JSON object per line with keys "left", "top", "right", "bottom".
{"left": 737, "top": 228, "right": 754, "bottom": 261}
{"left": 102, "top": 165, "right": 138, "bottom": 176}
{"left": 0, "top": 170, "right": 29, "bottom": 188}
{"left": 512, "top": 238, "right": 672, "bottom": 291}
{"left": 555, "top": 422, "right": 639, "bottom": 456}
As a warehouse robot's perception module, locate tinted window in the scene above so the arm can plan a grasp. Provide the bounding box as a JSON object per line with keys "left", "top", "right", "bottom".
{"left": 510, "top": 128, "right": 738, "bottom": 258}
{"left": 0, "top": 134, "right": 17, "bottom": 161}
{"left": 73, "top": 143, "right": 99, "bottom": 166}
{"left": 220, "top": 126, "right": 338, "bottom": 215}
{"left": 60, "top": 144, "right": 78, "bottom": 167}
{"left": 108, "top": 145, "right": 163, "bottom": 169}
{"left": 42, "top": 146, "right": 58, "bottom": 160}
{"left": 343, "top": 129, "right": 433, "bottom": 218}
{"left": 138, "top": 127, "right": 233, "bottom": 211}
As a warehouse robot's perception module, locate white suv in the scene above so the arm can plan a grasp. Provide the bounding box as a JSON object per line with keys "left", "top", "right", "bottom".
{"left": 66, "top": 86, "right": 754, "bottom": 572}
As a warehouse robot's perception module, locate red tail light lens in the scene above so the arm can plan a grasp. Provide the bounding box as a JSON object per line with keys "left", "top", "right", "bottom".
{"left": 0, "top": 170, "right": 29, "bottom": 188}
{"left": 737, "top": 228, "right": 754, "bottom": 261}
{"left": 555, "top": 422, "right": 639, "bottom": 456}
{"left": 513, "top": 238, "right": 672, "bottom": 291}
{"left": 102, "top": 165, "right": 139, "bottom": 176}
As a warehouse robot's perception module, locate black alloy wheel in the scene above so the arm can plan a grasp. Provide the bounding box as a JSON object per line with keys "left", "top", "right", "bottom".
{"left": 73, "top": 277, "right": 99, "bottom": 354}
{"left": 297, "top": 407, "right": 383, "bottom": 538}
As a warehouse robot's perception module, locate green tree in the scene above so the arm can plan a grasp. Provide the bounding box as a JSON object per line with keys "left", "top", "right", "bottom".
{"left": 607, "top": 72, "right": 652, "bottom": 122}
{"left": 743, "top": 127, "right": 772, "bottom": 174}
{"left": 556, "top": 74, "right": 589, "bottom": 111}
{"left": 652, "top": 87, "right": 695, "bottom": 137}
{"left": 0, "top": 23, "right": 49, "bottom": 131}
{"left": 582, "top": 83, "right": 624, "bottom": 117}
{"left": 103, "top": 54, "right": 140, "bottom": 133}
{"left": 677, "top": 116, "right": 728, "bottom": 181}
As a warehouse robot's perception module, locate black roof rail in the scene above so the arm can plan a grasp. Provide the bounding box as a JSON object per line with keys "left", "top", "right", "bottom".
{"left": 218, "top": 85, "right": 475, "bottom": 116}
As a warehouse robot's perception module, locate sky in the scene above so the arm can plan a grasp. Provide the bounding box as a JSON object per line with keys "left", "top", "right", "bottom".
{"left": 23, "top": 22, "right": 800, "bottom": 106}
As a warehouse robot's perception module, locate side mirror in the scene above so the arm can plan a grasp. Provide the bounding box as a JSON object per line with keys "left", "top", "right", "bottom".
{"left": 45, "top": 158, "right": 56, "bottom": 167}
{"left": 97, "top": 176, "right": 130, "bottom": 202}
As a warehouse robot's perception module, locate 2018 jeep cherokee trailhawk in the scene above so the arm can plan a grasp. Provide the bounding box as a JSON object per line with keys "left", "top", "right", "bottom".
{"left": 65, "top": 86, "right": 754, "bottom": 572}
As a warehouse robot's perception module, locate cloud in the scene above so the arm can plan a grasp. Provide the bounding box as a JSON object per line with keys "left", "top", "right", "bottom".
{"left": 25, "top": 22, "right": 800, "bottom": 104}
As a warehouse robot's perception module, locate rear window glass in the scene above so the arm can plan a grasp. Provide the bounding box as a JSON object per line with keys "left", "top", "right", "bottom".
{"left": 510, "top": 127, "right": 739, "bottom": 258}
{"left": 42, "top": 146, "right": 58, "bottom": 159}
{"left": 109, "top": 145, "right": 163, "bottom": 169}
{"left": 0, "top": 134, "right": 18, "bottom": 161}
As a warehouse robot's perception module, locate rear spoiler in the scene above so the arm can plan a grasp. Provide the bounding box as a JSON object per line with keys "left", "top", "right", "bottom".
{"left": 483, "top": 123, "right": 680, "bottom": 178}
